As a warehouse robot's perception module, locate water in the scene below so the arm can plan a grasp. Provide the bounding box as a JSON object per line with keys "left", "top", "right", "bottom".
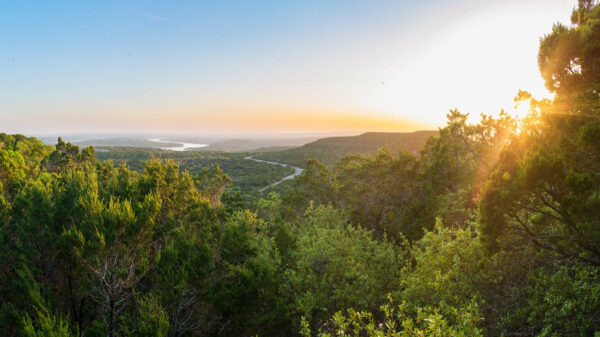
{"left": 148, "top": 138, "right": 208, "bottom": 151}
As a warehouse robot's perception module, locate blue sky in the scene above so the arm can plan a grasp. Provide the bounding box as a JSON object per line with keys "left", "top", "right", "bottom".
{"left": 0, "top": 0, "right": 575, "bottom": 134}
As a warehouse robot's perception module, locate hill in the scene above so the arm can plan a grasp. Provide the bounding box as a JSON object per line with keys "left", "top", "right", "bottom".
{"left": 205, "top": 137, "right": 317, "bottom": 152}
{"left": 93, "top": 146, "right": 294, "bottom": 199}
{"left": 58, "top": 135, "right": 318, "bottom": 152}
{"left": 253, "top": 130, "right": 438, "bottom": 168}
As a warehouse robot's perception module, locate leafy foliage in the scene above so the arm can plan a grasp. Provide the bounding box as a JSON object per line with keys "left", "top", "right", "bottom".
{"left": 284, "top": 206, "right": 404, "bottom": 328}
{"left": 299, "top": 296, "right": 482, "bottom": 337}
{"left": 2, "top": 3, "right": 600, "bottom": 336}
{"left": 254, "top": 131, "right": 436, "bottom": 168}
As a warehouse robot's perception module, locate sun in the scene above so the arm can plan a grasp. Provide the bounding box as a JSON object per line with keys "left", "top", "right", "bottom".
{"left": 512, "top": 100, "right": 533, "bottom": 121}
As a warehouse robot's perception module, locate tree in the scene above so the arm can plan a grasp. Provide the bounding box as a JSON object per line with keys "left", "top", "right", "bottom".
{"left": 538, "top": 0, "right": 600, "bottom": 105}
{"left": 42, "top": 138, "right": 94, "bottom": 172}
{"left": 212, "top": 210, "right": 290, "bottom": 337}
{"left": 0, "top": 150, "right": 28, "bottom": 200}
{"left": 284, "top": 205, "right": 404, "bottom": 330}
{"left": 334, "top": 149, "right": 421, "bottom": 240}
{"left": 524, "top": 262, "right": 600, "bottom": 336}
{"left": 480, "top": 91, "right": 600, "bottom": 266}
{"left": 121, "top": 294, "right": 170, "bottom": 337}
{"left": 149, "top": 227, "right": 213, "bottom": 337}
{"left": 299, "top": 296, "right": 482, "bottom": 337}
{"left": 195, "top": 164, "right": 232, "bottom": 207}
{"left": 283, "top": 158, "right": 335, "bottom": 217}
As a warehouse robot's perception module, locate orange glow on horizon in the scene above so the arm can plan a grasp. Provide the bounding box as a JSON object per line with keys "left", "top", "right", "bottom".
{"left": 0, "top": 1, "right": 575, "bottom": 135}
{"left": 120, "top": 107, "right": 433, "bottom": 134}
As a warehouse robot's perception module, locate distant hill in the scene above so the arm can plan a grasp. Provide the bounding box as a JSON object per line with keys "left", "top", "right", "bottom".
{"left": 71, "top": 138, "right": 182, "bottom": 148}
{"left": 253, "top": 130, "right": 438, "bottom": 168}
{"left": 205, "top": 137, "right": 317, "bottom": 152}
{"left": 57, "top": 136, "right": 317, "bottom": 152}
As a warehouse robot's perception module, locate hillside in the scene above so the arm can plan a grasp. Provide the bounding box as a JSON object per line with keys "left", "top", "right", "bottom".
{"left": 204, "top": 137, "right": 317, "bottom": 152}
{"left": 93, "top": 147, "right": 294, "bottom": 202}
{"left": 253, "top": 130, "right": 438, "bottom": 168}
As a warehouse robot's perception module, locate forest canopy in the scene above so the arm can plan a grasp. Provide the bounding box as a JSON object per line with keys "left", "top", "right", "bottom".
{"left": 2, "top": 1, "right": 600, "bottom": 336}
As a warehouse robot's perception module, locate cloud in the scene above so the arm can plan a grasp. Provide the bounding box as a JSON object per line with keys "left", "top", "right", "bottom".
{"left": 136, "top": 13, "right": 167, "bottom": 21}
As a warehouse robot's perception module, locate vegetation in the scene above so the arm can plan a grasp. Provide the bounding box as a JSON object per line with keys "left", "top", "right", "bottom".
{"left": 2, "top": 2, "right": 600, "bottom": 336}
{"left": 94, "top": 147, "right": 294, "bottom": 205}
{"left": 254, "top": 131, "right": 437, "bottom": 168}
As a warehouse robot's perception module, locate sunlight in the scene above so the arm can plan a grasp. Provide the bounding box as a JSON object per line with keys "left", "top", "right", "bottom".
{"left": 3, "top": 2, "right": 600, "bottom": 336}
{"left": 510, "top": 99, "right": 534, "bottom": 134}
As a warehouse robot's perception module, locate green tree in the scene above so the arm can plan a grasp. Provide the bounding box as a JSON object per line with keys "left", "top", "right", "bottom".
{"left": 149, "top": 227, "right": 213, "bottom": 337}
{"left": 335, "top": 149, "right": 420, "bottom": 240}
{"left": 284, "top": 205, "right": 404, "bottom": 330}
{"left": 121, "top": 295, "right": 170, "bottom": 337}
{"left": 525, "top": 263, "right": 600, "bottom": 336}
{"left": 538, "top": 0, "right": 600, "bottom": 103}
{"left": 299, "top": 296, "right": 482, "bottom": 337}
{"left": 283, "top": 159, "right": 335, "bottom": 217}
{"left": 213, "top": 210, "right": 290, "bottom": 336}
{"left": 42, "top": 138, "right": 94, "bottom": 172}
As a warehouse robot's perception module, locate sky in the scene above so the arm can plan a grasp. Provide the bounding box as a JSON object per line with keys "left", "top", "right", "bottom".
{"left": 0, "top": 0, "right": 576, "bottom": 135}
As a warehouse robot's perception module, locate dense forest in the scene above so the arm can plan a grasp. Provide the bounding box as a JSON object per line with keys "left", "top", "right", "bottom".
{"left": 93, "top": 147, "right": 295, "bottom": 205}
{"left": 2, "top": 2, "right": 600, "bottom": 336}
{"left": 253, "top": 131, "right": 437, "bottom": 168}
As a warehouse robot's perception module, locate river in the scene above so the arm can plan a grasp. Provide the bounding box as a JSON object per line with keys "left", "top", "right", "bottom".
{"left": 244, "top": 156, "right": 304, "bottom": 192}
{"left": 148, "top": 138, "right": 208, "bottom": 151}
